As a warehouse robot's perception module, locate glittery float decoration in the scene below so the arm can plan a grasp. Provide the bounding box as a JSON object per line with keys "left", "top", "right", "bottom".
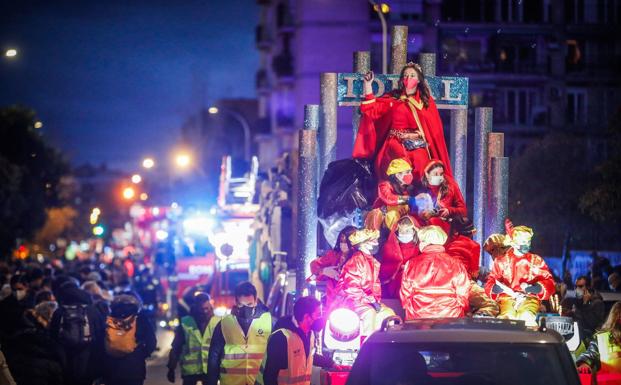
{"left": 352, "top": 51, "right": 370, "bottom": 142}
{"left": 419, "top": 53, "right": 437, "bottom": 77}
{"left": 450, "top": 109, "right": 468, "bottom": 199}
{"left": 487, "top": 157, "right": 509, "bottom": 268}
{"left": 488, "top": 132, "right": 505, "bottom": 159}
{"left": 304, "top": 104, "right": 320, "bottom": 131}
{"left": 473, "top": 107, "right": 493, "bottom": 266}
{"left": 390, "top": 26, "right": 408, "bottom": 74}
{"left": 319, "top": 72, "right": 337, "bottom": 182}
{"left": 296, "top": 125, "right": 318, "bottom": 295}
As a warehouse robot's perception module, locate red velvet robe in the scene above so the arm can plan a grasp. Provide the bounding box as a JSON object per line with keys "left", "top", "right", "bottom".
{"left": 400, "top": 244, "right": 471, "bottom": 320}
{"left": 484, "top": 249, "right": 555, "bottom": 301}
{"left": 353, "top": 90, "right": 452, "bottom": 181}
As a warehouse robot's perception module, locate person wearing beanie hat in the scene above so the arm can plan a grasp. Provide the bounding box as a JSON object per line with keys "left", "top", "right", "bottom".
{"left": 484, "top": 223, "right": 555, "bottom": 327}
{"left": 365, "top": 158, "right": 416, "bottom": 231}
{"left": 332, "top": 229, "right": 395, "bottom": 337}
{"left": 400, "top": 226, "right": 471, "bottom": 320}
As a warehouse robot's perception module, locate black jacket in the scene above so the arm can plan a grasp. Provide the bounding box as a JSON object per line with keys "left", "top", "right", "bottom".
{"left": 206, "top": 302, "right": 273, "bottom": 385}
{"left": 259, "top": 316, "right": 334, "bottom": 385}
{"left": 4, "top": 316, "right": 64, "bottom": 385}
{"left": 576, "top": 334, "right": 604, "bottom": 371}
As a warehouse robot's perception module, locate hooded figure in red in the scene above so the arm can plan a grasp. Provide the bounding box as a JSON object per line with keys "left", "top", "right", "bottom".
{"left": 400, "top": 226, "right": 470, "bottom": 320}
{"left": 353, "top": 63, "right": 452, "bottom": 182}
{"left": 332, "top": 229, "right": 395, "bottom": 336}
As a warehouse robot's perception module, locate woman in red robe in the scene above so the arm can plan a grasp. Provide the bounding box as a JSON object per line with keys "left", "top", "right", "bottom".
{"left": 353, "top": 63, "right": 452, "bottom": 181}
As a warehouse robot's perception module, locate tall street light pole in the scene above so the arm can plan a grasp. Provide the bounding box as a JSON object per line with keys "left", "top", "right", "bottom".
{"left": 208, "top": 107, "right": 251, "bottom": 162}
{"left": 369, "top": 0, "right": 388, "bottom": 74}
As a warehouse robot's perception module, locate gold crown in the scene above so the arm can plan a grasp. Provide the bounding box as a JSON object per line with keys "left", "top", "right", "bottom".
{"left": 386, "top": 158, "right": 412, "bottom": 176}
{"left": 349, "top": 229, "right": 380, "bottom": 246}
{"left": 406, "top": 61, "right": 423, "bottom": 72}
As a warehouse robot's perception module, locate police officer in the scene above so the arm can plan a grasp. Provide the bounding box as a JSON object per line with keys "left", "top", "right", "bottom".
{"left": 207, "top": 282, "right": 273, "bottom": 385}
{"left": 167, "top": 292, "right": 221, "bottom": 385}
{"left": 255, "top": 296, "right": 338, "bottom": 385}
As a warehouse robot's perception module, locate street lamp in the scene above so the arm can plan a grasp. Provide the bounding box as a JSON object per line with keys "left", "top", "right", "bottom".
{"left": 122, "top": 186, "right": 136, "bottom": 200}
{"left": 208, "top": 106, "right": 251, "bottom": 162}
{"left": 369, "top": 0, "right": 388, "bottom": 74}
{"left": 5, "top": 49, "right": 17, "bottom": 58}
{"left": 175, "top": 152, "right": 191, "bottom": 169}
{"left": 131, "top": 174, "right": 142, "bottom": 184}
{"left": 142, "top": 157, "right": 155, "bottom": 169}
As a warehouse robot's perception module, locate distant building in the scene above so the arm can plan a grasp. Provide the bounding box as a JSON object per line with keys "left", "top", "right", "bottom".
{"left": 256, "top": 0, "right": 621, "bottom": 163}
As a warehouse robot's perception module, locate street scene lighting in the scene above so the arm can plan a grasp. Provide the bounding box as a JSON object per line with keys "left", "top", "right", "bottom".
{"left": 140, "top": 192, "right": 148, "bottom": 201}
{"left": 208, "top": 106, "right": 219, "bottom": 114}
{"left": 5, "top": 49, "right": 17, "bottom": 57}
{"left": 122, "top": 186, "right": 136, "bottom": 200}
{"left": 142, "top": 157, "right": 155, "bottom": 169}
{"left": 131, "top": 174, "right": 142, "bottom": 184}
{"left": 34, "top": 121, "right": 43, "bottom": 129}
{"left": 175, "top": 152, "right": 191, "bottom": 169}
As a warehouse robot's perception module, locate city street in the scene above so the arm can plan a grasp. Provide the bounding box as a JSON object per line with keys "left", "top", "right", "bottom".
{"left": 145, "top": 328, "right": 179, "bottom": 385}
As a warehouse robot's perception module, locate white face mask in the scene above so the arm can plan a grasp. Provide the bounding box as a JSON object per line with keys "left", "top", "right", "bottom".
{"left": 419, "top": 242, "right": 428, "bottom": 252}
{"left": 397, "top": 232, "right": 414, "bottom": 244}
{"left": 428, "top": 175, "right": 444, "bottom": 186}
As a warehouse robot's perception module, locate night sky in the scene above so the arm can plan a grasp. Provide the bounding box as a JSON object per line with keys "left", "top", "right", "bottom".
{"left": 0, "top": 0, "right": 258, "bottom": 171}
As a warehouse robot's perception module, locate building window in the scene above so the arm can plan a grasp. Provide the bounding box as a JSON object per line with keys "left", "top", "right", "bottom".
{"left": 567, "top": 88, "right": 587, "bottom": 126}
{"left": 500, "top": 89, "right": 541, "bottom": 126}
{"left": 566, "top": 39, "right": 584, "bottom": 72}
{"left": 500, "top": 0, "right": 523, "bottom": 22}
{"left": 565, "top": 0, "right": 585, "bottom": 23}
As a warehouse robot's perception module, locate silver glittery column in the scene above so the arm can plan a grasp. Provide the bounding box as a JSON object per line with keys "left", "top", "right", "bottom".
{"left": 488, "top": 133, "right": 505, "bottom": 161}
{"left": 304, "top": 104, "right": 320, "bottom": 131}
{"left": 473, "top": 107, "right": 493, "bottom": 265}
{"left": 296, "top": 120, "right": 318, "bottom": 295}
{"left": 319, "top": 73, "right": 337, "bottom": 181}
{"left": 353, "top": 51, "right": 371, "bottom": 141}
{"left": 450, "top": 109, "right": 468, "bottom": 199}
{"left": 390, "top": 26, "right": 408, "bottom": 74}
{"left": 486, "top": 156, "right": 509, "bottom": 268}
{"left": 419, "top": 53, "right": 436, "bottom": 77}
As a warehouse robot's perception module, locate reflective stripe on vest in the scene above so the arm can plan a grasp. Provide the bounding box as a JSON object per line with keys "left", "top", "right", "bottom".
{"left": 220, "top": 312, "right": 272, "bottom": 385}
{"left": 256, "top": 328, "right": 314, "bottom": 385}
{"left": 597, "top": 331, "right": 621, "bottom": 374}
{"left": 180, "top": 315, "right": 221, "bottom": 376}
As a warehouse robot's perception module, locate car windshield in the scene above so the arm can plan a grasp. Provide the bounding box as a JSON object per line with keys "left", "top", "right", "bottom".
{"left": 346, "top": 342, "right": 577, "bottom": 385}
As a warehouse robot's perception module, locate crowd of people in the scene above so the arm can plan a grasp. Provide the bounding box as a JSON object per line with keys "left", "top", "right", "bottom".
{"left": 0, "top": 255, "right": 158, "bottom": 385}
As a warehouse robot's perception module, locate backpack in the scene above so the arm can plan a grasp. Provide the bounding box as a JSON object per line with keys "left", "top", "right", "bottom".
{"left": 58, "top": 304, "right": 92, "bottom": 348}
{"left": 105, "top": 314, "right": 137, "bottom": 357}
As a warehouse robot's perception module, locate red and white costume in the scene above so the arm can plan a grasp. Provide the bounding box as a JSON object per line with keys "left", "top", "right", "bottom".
{"left": 353, "top": 90, "right": 452, "bottom": 181}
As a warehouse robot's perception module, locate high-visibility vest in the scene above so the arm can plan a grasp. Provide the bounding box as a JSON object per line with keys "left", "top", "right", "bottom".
{"left": 597, "top": 331, "right": 621, "bottom": 374}
{"left": 256, "top": 328, "right": 315, "bottom": 385}
{"left": 180, "top": 315, "right": 221, "bottom": 376}
{"left": 220, "top": 312, "right": 272, "bottom": 385}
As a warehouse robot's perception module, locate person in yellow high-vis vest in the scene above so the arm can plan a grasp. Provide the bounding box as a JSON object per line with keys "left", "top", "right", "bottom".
{"left": 255, "top": 296, "right": 341, "bottom": 385}
{"left": 207, "top": 282, "right": 274, "bottom": 385}
{"left": 167, "top": 292, "right": 221, "bottom": 385}
{"left": 577, "top": 302, "right": 621, "bottom": 375}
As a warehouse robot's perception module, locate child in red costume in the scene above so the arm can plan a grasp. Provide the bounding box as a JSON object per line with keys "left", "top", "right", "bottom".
{"left": 378, "top": 215, "right": 421, "bottom": 298}
{"left": 353, "top": 63, "right": 452, "bottom": 182}
{"left": 309, "top": 226, "right": 357, "bottom": 308}
{"left": 413, "top": 160, "right": 480, "bottom": 278}
{"left": 400, "top": 226, "right": 470, "bottom": 320}
{"left": 484, "top": 224, "right": 555, "bottom": 327}
{"left": 364, "top": 158, "right": 416, "bottom": 231}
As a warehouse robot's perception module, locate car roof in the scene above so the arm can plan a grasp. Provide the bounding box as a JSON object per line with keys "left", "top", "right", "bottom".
{"left": 367, "top": 318, "right": 565, "bottom": 345}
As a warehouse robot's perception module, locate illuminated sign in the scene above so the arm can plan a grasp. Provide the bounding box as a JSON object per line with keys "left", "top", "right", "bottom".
{"left": 337, "top": 73, "right": 468, "bottom": 109}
